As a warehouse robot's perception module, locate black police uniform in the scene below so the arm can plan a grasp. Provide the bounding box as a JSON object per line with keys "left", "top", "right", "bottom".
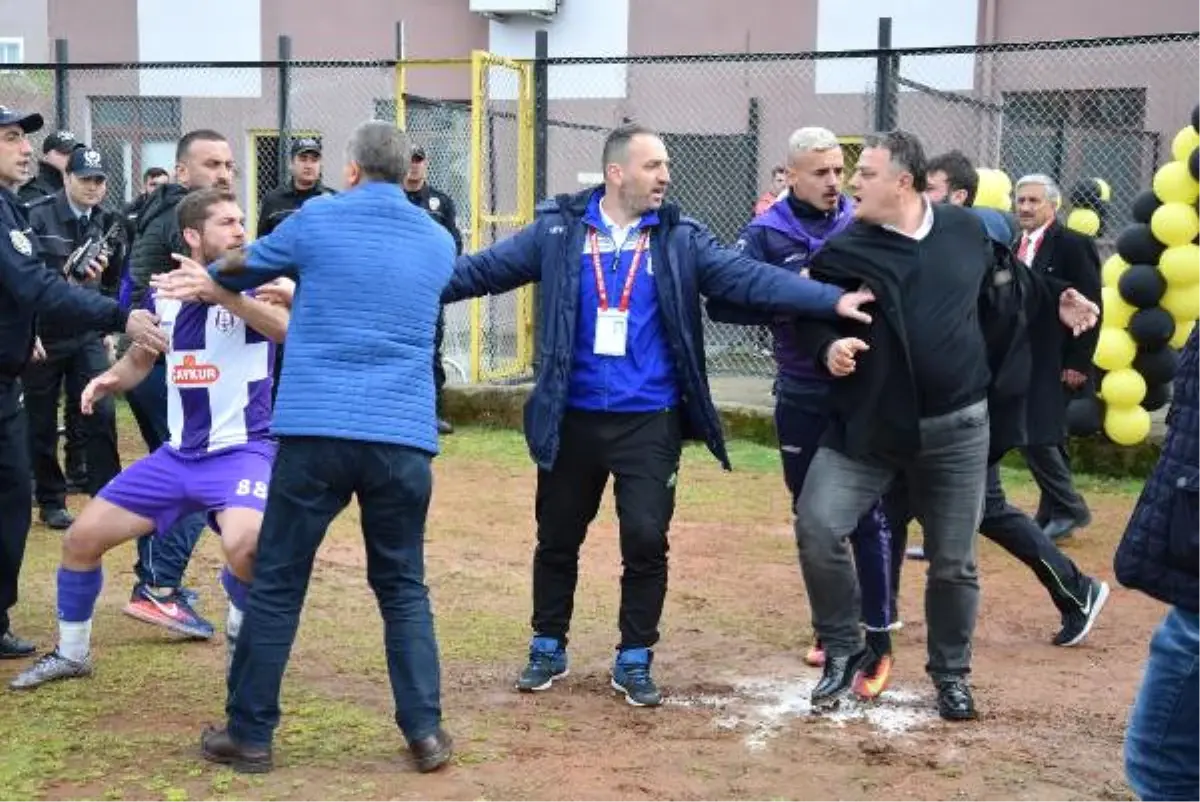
{"left": 405, "top": 180, "right": 461, "bottom": 423}
{"left": 24, "top": 189, "right": 125, "bottom": 518}
{"left": 17, "top": 161, "right": 64, "bottom": 205}
{"left": 0, "top": 107, "right": 131, "bottom": 652}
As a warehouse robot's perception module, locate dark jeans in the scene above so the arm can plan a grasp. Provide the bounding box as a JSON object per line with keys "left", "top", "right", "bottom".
{"left": 775, "top": 379, "right": 892, "bottom": 630}
{"left": 533, "top": 408, "right": 681, "bottom": 650}
{"left": 0, "top": 379, "right": 31, "bottom": 635}
{"left": 795, "top": 400, "right": 988, "bottom": 675}
{"left": 125, "top": 359, "right": 205, "bottom": 589}
{"left": 1021, "top": 444, "right": 1090, "bottom": 524}
{"left": 227, "top": 435, "right": 442, "bottom": 747}
{"left": 433, "top": 307, "right": 446, "bottom": 397}
{"left": 1125, "top": 607, "right": 1199, "bottom": 801}
{"left": 887, "top": 464, "right": 1089, "bottom": 614}
{"left": 22, "top": 336, "right": 120, "bottom": 507}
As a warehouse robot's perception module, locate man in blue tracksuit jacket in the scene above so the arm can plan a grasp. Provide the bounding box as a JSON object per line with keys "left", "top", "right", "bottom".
{"left": 442, "top": 123, "right": 875, "bottom": 707}
{"left": 708, "top": 128, "right": 896, "bottom": 699}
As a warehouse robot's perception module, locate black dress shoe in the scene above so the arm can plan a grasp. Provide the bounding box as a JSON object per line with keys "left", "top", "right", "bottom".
{"left": 0, "top": 630, "right": 36, "bottom": 659}
{"left": 437, "top": 418, "right": 454, "bottom": 435}
{"left": 933, "top": 676, "right": 978, "bottom": 721}
{"left": 39, "top": 507, "right": 74, "bottom": 530}
{"left": 408, "top": 727, "right": 453, "bottom": 773}
{"left": 200, "top": 726, "right": 273, "bottom": 774}
{"left": 810, "top": 648, "right": 867, "bottom": 710}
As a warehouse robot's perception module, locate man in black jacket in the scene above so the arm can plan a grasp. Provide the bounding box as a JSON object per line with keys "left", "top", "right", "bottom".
{"left": 117, "top": 129, "right": 235, "bottom": 641}
{"left": 17, "top": 129, "right": 81, "bottom": 205}
{"left": 793, "top": 131, "right": 1098, "bottom": 721}
{"left": 404, "top": 146, "right": 460, "bottom": 435}
{"left": 0, "top": 106, "right": 168, "bottom": 658}
{"left": 24, "top": 147, "right": 126, "bottom": 530}
{"left": 1013, "top": 174, "right": 1102, "bottom": 541}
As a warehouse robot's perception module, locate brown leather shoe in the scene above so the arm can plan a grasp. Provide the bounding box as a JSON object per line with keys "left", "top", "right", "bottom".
{"left": 200, "top": 726, "right": 273, "bottom": 774}
{"left": 408, "top": 727, "right": 453, "bottom": 773}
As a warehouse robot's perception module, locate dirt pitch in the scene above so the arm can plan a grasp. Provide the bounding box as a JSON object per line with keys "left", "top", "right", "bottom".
{"left": 0, "top": 420, "right": 1156, "bottom": 801}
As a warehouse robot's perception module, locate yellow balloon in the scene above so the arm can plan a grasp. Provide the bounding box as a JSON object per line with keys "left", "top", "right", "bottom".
{"left": 1158, "top": 244, "right": 1200, "bottom": 287}
{"left": 1101, "top": 285, "right": 1136, "bottom": 328}
{"left": 1173, "top": 126, "right": 1200, "bottom": 164}
{"left": 1153, "top": 160, "right": 1200, "bottom": 205}
{"left": 1102, "top": 253, "right": 1130, "bottom": 287}
{"left": 1151, "top": 202, "right": 1200, "bottom": 247}
{"left": 1101, "top": 368, "right": 1147, "bottom": 407}
{"left": 1160, "top": 285, "right": 1200, "bottom": 322}
{"left": 1067, "top": 208, "right": 1100, "bottom": 236}
{"left": 974, "top": 168, "right": 1007, "bottom": 210}
{"left": 1170, "top": 318, "right": 1196, "bottom": 349}
{"left": 1096, "top": 177, "right": 1112, "bottom": 203}
{"left": 1093, "top": 327, "right": 1138, "bottom": 371}
{"left": 1104, "top": 404, "right": 1152, "bottom": 446}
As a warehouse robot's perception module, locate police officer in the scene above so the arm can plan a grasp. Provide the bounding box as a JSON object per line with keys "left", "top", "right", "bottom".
{"left": 24, "top": 147, "right": 125, "bottom": 530}
{"left": 18, "top": 129, "right": 82, "bottom": 204}
{"left": 256, "top": 136, "right": 335, "bottom": 238}
{"left": 256, "top": 136, "right": 335, "bottom": 404}
{"left": 403, "top": 145, "right": 460, "bottom": 434}
{"left": 0, "top": 106, "right": 168, "bottom": 658}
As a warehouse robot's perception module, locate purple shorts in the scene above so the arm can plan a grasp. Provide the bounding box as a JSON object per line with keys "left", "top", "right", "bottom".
{"left": 98, "top": 441, "right": 276, "bottom": 537}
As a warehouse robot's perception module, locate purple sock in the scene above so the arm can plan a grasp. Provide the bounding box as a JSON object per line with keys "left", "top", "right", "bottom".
{"left": 57, "top": 566, "right": 103, "bottom": 622}
{"left": 220, "top": 565, "right": 250, "bottom": 610}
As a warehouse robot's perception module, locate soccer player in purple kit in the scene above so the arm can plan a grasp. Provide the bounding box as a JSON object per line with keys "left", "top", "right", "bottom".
{"left": 10, "top": 188, "right": 290, "bottom": 690}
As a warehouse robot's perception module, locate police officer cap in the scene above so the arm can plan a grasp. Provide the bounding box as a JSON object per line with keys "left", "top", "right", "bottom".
{"left": 291, "top": 137, "right": 321, "bottom": 157}
{"left": 0, "top": 106, "right": 44, "bottom": 135}
{"left": 67, "top": 147, "right": 106, "bottom": 179}
{"left": 43, "top": 129, "right": 83, "bottom": 154}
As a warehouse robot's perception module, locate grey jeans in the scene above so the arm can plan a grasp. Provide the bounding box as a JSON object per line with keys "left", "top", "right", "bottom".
{"left": 795, "top": 400, "right": 989, "bottom": 676}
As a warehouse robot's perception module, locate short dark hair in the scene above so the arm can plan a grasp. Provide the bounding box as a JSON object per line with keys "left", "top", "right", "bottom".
{"left": 143, "top": 166, "right": 169, "bottom": 182}
{"left": 176, "top": 129, "right": 228, "bottom": 164}
{"left": 601, "top": 123, "right": 659, "bottom": 172}
{"left": 927, "top": 150, "right": 978, "bottom": 206}
{"left": 863, "top": 130, "right": 928, "bottom": 193}
{"left": 177, "top": 188, "right": 238, "bottom": 237}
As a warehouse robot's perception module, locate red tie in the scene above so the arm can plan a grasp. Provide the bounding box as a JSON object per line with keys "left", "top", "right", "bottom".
{"left": 1017, "top": 233, "right": 1032, "bottom": 265}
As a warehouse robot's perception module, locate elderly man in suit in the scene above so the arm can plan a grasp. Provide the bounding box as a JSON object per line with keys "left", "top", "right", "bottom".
{"left": 1012, "top": 174, "right": 1102, "bottom": 541}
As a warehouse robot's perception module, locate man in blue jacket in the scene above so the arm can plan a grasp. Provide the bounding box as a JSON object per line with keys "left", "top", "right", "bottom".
{"left": 1117, "top": 326, "right": 1197, "bottom": 802}
{"left": 442, "top": 122, "right": 875, "bottom": 707}
{"left": 165, "top": 121, "right": 455, "bottom": 774}
{"left": 708, "top": 127, "right": 896, "bottom": 699}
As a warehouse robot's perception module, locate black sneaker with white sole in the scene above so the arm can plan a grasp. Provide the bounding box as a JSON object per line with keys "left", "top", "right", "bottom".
{"left": 1053, "top": 577, "right": 1110, "bottom": 647}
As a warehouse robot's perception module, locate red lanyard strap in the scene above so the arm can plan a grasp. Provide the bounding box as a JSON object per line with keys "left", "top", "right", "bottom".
{"left": 589, "top": 228, "right": 650, "bottom": 312}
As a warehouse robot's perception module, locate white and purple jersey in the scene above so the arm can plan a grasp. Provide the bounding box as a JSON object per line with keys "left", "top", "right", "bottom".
{"left": 145, "top": 291, "right": 276, "bottom": 456}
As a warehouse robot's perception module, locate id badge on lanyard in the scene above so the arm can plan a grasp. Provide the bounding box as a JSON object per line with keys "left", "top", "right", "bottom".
{"left": 590, "top": 229, "right": 649, "bottom": 357}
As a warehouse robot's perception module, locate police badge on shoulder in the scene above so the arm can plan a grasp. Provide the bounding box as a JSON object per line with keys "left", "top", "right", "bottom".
{"left": 9, "top": 228, "right": 31, "bottom": 256}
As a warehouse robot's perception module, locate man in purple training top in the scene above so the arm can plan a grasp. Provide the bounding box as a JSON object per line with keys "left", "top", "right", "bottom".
{"left": 10, "top": 188, "right": 291, "bottom": 690}
{"left": 709, "top": 127, "right": 896, "bottom": 699}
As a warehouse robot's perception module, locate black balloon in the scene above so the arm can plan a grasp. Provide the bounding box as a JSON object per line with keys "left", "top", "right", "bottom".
{"left": 1116, "top": 224, "right": 1167, "bottom": 266}
{"left": 1190, "top": 147, "right": 1198, "bottom": 181}
{"left": 1129, "top": 307, "right": 1177, "bottom": 349}
{"left": 1133, "top": 346, "right": 1180, "bottom": 386}
{"left": 1131, "top": 189, "right": 1163, "bottom": 225}
{"left": 1066, "top": 395, "right": 1104, "bottom": 436}
{"left": 1143, "top": 382, "right": 1173, "bottom": 412}
{"left": 1119, "top": 263, "right": 1169, "bottom": 309}
{"left": 1193, "top": 103, "right": 1199, "bottom": 133}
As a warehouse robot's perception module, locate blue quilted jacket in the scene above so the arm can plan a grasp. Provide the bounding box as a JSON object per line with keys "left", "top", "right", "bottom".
{"left": 212, "top": 181, "right": 455, "bottom": 454}
{"left": 1115, "top": 327, "right": 1199, "bottom": 611}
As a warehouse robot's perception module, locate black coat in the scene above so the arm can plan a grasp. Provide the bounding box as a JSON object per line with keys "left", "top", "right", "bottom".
{"left": 1021, "top": 221, "right": 1102, "bottom": 444}
{"left": 17, "top": 161, "right": 63, "bottom": 205}
{"left": 256, "top": 181, "right": 335, "bottom": 238}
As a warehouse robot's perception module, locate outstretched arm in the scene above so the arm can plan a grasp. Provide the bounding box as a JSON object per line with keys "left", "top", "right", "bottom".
{"left": 442, "top": 220, "right": 544, "bottom": 303}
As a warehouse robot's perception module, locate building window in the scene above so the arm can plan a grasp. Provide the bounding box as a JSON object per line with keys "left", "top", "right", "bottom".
{"left": 90, "top": 96, "right": 182, "bottom": 204}
{"left": 1001, "top": 88, "right": 1149, "bottom": 237}
{"left": 0, "top": 37, "right": 23, "bottom": 71}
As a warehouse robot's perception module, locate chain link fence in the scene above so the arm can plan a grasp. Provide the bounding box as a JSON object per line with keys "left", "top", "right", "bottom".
{"left": 539, "top": 32, "right": 1198, "bottom": 378}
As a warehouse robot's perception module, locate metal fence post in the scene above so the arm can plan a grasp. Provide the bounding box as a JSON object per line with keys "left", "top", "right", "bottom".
{"left": 277, "top": 35, "right": 292, "bottom": 185}
{"left": 873, "top": 17, "right": 898, "bottom": 131}
{"left": 53, "top": 39, "right": 69, "bottom": 132}
{"left": 530, "top": 30, "right": 549, "bottom": 370}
